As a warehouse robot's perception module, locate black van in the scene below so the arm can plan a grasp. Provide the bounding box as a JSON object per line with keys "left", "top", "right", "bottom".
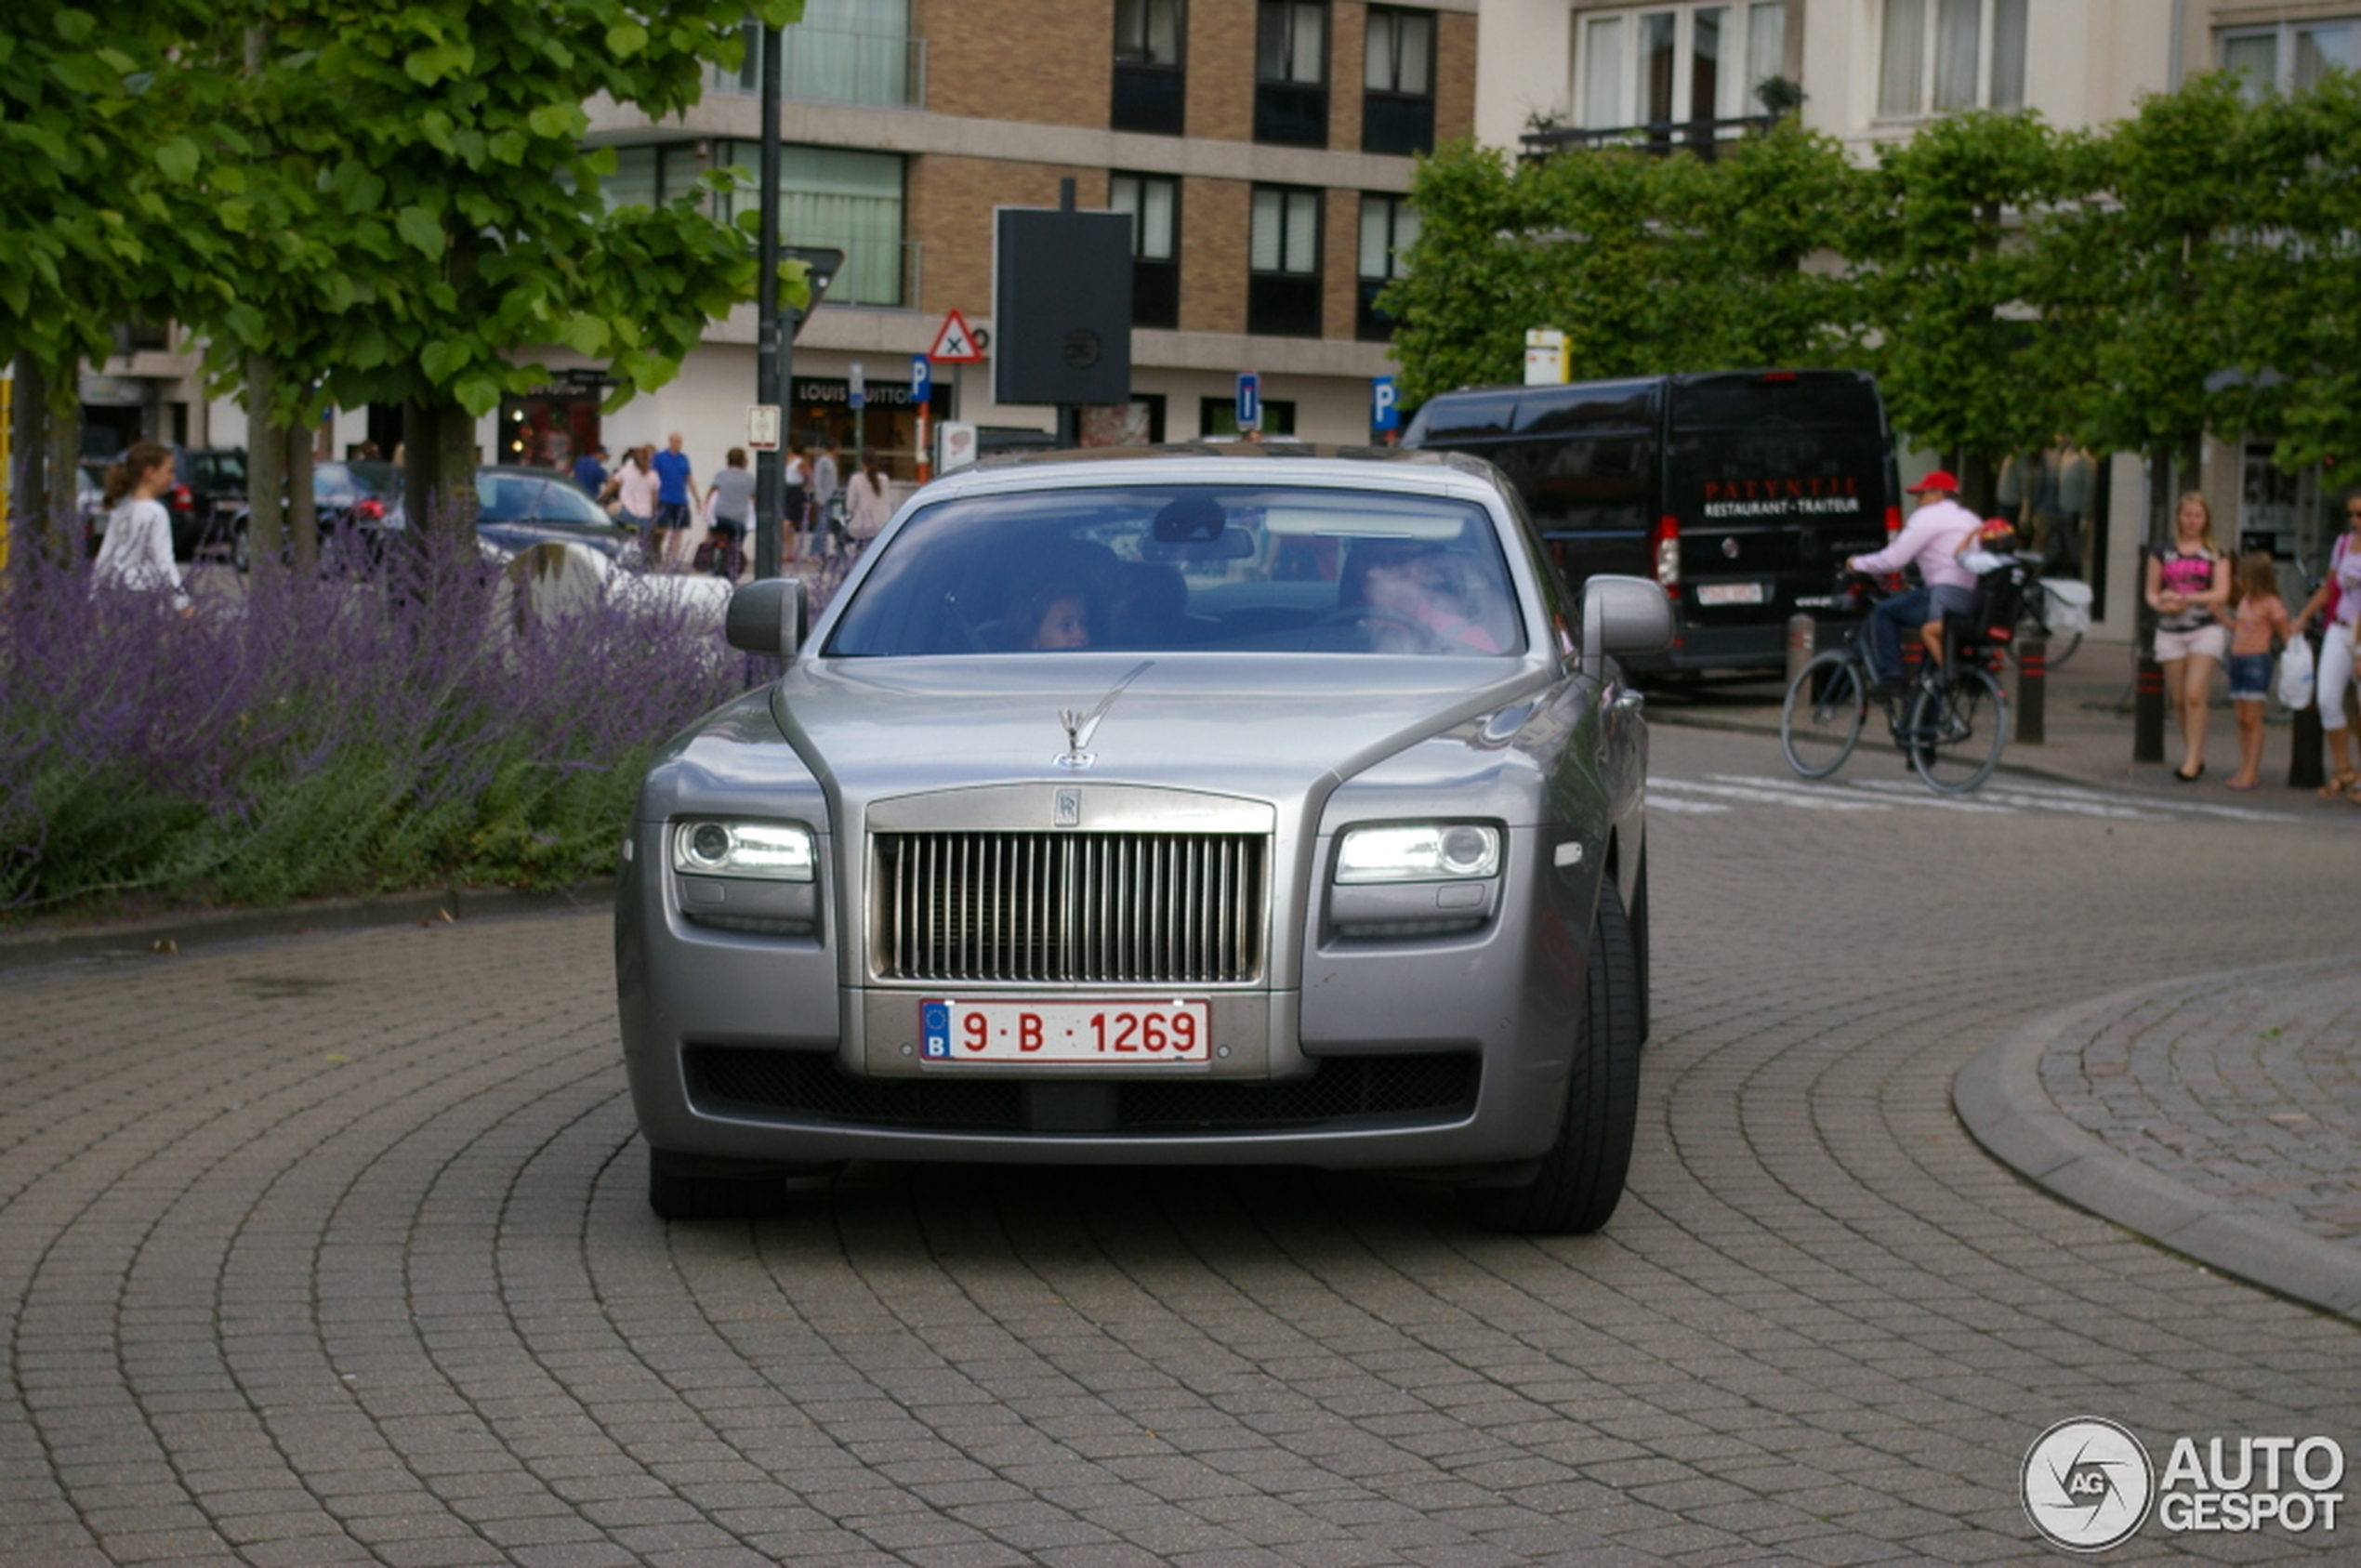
{"left": 1402, "top": 370, "right": 1901, "bottom": 673}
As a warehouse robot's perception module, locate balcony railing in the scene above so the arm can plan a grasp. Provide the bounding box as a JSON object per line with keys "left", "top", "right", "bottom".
{"left": 1521, "top": 113, "right": 1776, "bottom": 161}
{"left": 714, "top": 22, "right": 927, "bottom": 111}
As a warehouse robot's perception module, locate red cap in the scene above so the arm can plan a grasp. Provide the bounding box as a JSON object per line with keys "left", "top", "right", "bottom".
{"left": 1906, "top": 470, "right": 1959, "bottom": 495}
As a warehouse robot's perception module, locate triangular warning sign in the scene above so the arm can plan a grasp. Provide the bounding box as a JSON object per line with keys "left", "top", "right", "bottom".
{"left": 928, "top": 309, "right": 984, "bottom": 363}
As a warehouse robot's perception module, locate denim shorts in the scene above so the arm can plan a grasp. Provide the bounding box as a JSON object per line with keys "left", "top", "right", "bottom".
{"left": 2225, "top": 652, "right": 2273, "bottom": 701}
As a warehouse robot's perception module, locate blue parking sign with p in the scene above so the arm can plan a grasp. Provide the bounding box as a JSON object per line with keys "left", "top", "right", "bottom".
{"left": 1372, "top": 376, "right": 1399, "bottom": 434}
{"left": 910, "top": 355, "right": 931, "bottom": 404}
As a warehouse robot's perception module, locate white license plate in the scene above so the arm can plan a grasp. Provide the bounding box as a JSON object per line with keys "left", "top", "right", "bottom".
{"left": 1696, "top": 582, "right": 1765, "bottom": 606}
{"left": 920, "top": 998, "right": 1211, "bottom": 1063}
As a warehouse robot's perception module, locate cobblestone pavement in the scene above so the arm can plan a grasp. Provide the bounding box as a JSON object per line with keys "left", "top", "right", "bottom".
{"left": 2039, "top": 966, "right": 2361, "bottom": 1250}
{"left": 3, "top": 723, "right": 2356, "bottom": 1567}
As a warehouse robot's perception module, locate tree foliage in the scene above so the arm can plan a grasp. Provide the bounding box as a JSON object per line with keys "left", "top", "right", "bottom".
{"left": 1387, "top": 75, "right": 2361, "bottom": 489}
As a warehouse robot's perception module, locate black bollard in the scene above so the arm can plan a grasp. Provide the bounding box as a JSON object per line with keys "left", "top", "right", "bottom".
{"left": 2288, "top": 631, "right": 2326, "bottom": 790}
{"left": 2017, "top": 635, "right": 2046, "bottom": 744}
{"left": 2133, "top": 652, "right": 2166, "bottom": 763}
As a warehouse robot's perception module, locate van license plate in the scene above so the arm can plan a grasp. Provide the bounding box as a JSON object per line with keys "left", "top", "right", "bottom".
{"left": 920, "top": 999, "right": 1211, "bottom": 1062}
{"left": 1697, "top": 583, "right": 1765, "bottom": 606}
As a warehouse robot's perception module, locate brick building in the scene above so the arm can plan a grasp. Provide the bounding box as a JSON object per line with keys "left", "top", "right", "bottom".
{"left": 416, "top": 0, "right": 1480, "bottom": 475}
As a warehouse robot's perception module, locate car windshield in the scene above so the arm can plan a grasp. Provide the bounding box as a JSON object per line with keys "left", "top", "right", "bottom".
{"left": 824, "top": 483, "right": 1524, "bottom": 658}
{"left": 476, "top": 471, "right": 609, "bottom": 526}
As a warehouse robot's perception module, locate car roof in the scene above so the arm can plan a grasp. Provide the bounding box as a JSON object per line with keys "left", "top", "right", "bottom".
{"left": 936, "top": 443, "right": 1506, "bottom": 501}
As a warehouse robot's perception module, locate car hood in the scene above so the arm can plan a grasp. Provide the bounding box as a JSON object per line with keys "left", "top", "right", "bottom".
{"left": 774, "top": 654, "right": 1549, "bottom": 806}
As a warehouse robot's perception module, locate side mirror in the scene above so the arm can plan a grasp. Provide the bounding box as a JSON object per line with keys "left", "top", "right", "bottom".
{"left": 725, "top": 576, "right": 806, "bottom": 657}
{"left": 1578, "top": 574, "right": 1674, "bottom": 680}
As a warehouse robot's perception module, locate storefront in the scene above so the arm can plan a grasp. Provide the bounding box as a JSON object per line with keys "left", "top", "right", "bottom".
{"left": 496, "top": 380, "right": 607, "bottom": 470}
{"left": 790, "top": 375, "right": 952, "bottom": 472}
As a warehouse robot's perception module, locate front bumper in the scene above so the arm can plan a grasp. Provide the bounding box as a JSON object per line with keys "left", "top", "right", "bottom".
{"left": 615, "top": 821, "right": 1589, "bottom": 1172}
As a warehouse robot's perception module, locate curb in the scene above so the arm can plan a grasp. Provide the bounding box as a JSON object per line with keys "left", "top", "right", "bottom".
{"left": 0, "top": 880, "right": 617, "bottom": 973}
{"left": 1953, "top": 970, "right": 2361, "bottom": 1324}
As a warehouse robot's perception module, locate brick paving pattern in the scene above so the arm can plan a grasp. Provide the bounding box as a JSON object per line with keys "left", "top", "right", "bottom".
{"left": 1, "top": 723, "right": 2354, "bottom": 1566}
{"left": 2040, "top": 965, "right": 2361, "bottom": 1248}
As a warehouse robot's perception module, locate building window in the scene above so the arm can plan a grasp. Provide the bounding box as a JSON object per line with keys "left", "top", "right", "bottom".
{"left": 1256, "top": 0, "right": 1329, "bottom": 146}
{"left": 1362, "top": 7, "right": 1436, "bottom": 155}
{"left": 1576, "top": 3, "right": 1786, "bottom": 133}
{"left": 724, "top": 0, "right": 923, "bottom": 110}
{"left": 603, "top": 142, "right": 707, "bottom": 210}
{"left": 1248, "top": 186, "right": 1323, "bottom": 337}
{"left": 2220, "top": 21, "right": 2359, "bottom": 101}
{"left": 1112, "top": 173, "right": 1180, "bottom": 329}
{"left": 1200, "top": 396, "right": 1297, "bottom": 437}
{"left": 716, "top": 142, "right": 909, "bottom": 308}
{"left": 1114, "top": 0, "right": 1187, "bottom": 132}
{"left": 1356, "top": 194, "right": 1418, "bottom": 342}
{"left": 1876, "top": 0, "right": 2026, "bottom": 118}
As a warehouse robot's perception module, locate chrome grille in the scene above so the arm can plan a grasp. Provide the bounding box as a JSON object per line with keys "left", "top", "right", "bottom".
{"left": 874, "top": 831, "right": 1266, "bottom": 983}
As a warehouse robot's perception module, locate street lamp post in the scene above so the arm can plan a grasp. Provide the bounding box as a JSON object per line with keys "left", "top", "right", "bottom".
{"left": 754, "top": 23, "right": 786, "bottom": 581}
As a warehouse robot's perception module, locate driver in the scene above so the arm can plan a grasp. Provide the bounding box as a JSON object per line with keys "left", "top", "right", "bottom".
{"left": 1347, "top": 540, "right": 1503, "bottom": 653}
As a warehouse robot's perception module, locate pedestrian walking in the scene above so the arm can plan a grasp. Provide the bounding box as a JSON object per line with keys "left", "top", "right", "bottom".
{"left": 2288, "top": 490, "right": 2361, "bottom": 799}
{"left": 2144, "top": 491, "right": 2230, "bottom": 784}
{"left": 606, "top": 445, "right": 658, "bottom": 555}
{"left": 780, "top": 442, "right": 810, "bottom": 562}
{"left": 811, "top": 438, "right": 841, "bottom": 551}
{"left": 702, "top": 448, "right": 756, "bottom": 580}
{"left": 2223, "top": 552, "right": 2293, "bottom": 792}
{"left": 843, "top": 450, "right": 892, "bottom": 551}
{"left": 650, "top": 432, "right": 696, "bottom": 571}
{"left": 92, "top": 441, "right": 192, "bottom": 615}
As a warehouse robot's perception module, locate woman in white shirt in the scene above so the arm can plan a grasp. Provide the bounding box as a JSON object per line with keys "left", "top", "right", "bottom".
{"left": 92, "top": 441, "right": 191, "bottom": 615}
{"left": 843, "top": 450, "right": 892, "bottom": 547}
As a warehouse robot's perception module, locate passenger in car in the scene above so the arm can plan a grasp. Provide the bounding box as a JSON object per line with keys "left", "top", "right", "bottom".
{"left": 1017, "top": 579, "right": 1093, "bottom": 650}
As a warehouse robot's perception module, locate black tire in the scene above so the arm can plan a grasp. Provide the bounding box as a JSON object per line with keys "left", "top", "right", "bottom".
{"left": 647, "top": 1147, "right": 789, "bottom": 1220}
{"left": 1780, "top": 649, "right": 1867, "bottom": 778}
{"left": 1629, "top": 850, "right": 1651, "bottom": 1048}
{"left": 231, "top": 521, "right": 251, "bottom": 575}
{"left": 1458, "top": 880, "right": 1642, "bottom": 1235}
{"left": 1906, "top": 664, "right": 2009, "bottom": 794}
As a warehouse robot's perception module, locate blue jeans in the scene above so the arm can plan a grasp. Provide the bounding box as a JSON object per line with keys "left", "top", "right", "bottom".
{"left": 1867, "top": 586, "right": 1932, "bottom": 685}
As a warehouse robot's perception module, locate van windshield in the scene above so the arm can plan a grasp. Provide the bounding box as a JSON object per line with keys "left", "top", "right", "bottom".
{"left": 824, "top": 484, "right": 1524, "bottom": 659}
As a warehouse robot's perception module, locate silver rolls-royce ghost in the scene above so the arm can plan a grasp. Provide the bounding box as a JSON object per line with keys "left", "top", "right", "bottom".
{"left": 615, "top": 446, "right": 1672, "bottom": 1232}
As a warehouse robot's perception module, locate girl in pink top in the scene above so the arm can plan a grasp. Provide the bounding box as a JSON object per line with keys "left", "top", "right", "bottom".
{"left": 2223, "top": 552, "right": 2291, "bottom": 791}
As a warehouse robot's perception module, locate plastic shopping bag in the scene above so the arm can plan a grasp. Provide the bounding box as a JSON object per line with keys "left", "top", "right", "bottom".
{"left": 2040, "top": 577, "right": 2092, "bottom": 636}
{"left": 2276, "top": 636, "right": 2315, "bottom": 710}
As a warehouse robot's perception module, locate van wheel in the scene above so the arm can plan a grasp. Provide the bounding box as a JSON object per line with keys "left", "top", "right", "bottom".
{"left": 647, "top": 1147, "right": 788, "bottom": 1220}
{"left": 231, "top": 523, "right": 251, "bottom": 575}
{"left": 1457, "top": 881, "right": 1642, "bottom": 1235}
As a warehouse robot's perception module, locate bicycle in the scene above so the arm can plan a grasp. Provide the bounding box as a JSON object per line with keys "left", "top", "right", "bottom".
{"left": 1779, "top": 573, "right": 2011, "bottom": 794}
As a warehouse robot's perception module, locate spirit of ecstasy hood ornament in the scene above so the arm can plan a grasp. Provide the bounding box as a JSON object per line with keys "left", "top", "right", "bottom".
{"left": 1054, "top": 660, "right": 1154, "bottom": 771}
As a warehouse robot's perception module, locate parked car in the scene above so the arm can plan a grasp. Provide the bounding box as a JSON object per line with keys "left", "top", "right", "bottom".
{"left": 372, "top": 464, "right": 643, "bottom": 565}
{"left": 224, "top": 459, "right": 404, "bottom": 572}
{"left": 1404, "top": 370, "right": 1902, "bottom": 674}
{"left": 614, "top": 446, "right": 1673, "bottom": 1233}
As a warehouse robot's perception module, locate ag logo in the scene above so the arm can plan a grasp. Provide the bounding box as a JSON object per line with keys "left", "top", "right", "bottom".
{"left": 2024, "top": 1417, "right": 2154, "bottom": 1552}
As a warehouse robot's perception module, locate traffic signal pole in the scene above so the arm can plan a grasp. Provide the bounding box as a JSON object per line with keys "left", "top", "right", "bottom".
{"left": 754, "top": 23, "right": 785, "bottom": 581}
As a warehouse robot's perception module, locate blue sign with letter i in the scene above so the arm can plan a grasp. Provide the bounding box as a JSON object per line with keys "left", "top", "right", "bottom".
{"left": 1235, "top": 370, "right": 1260, "bottom": 431}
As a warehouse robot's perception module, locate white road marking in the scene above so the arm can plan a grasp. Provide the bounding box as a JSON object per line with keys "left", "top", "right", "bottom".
{"left": 1654, "top": 768, "right": 2302, "bottom": 825}
{"left": 1647, "top": 796, "right": 1733, "bottom": 814}
{"left": 1715, "top": 774, "right": 2018, "bottom": 815}
{"left": 1654, "top": 778, "right": 1891, "bottom": 810}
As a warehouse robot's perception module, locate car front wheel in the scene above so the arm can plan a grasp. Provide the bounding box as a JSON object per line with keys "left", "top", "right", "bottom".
{"left": 1457, "top": 880, "right": 1642, "bottom": 1235}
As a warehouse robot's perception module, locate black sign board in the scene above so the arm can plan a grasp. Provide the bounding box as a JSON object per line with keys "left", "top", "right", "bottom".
{"left": 993, "top": 207, "right": 1132, "bottom": 407}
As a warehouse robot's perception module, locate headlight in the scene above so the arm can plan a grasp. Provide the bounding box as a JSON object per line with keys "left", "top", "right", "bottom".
{"left": 1336, "top": 824, "right": 1500, "bottom": 884}
{"left": 670, "top": 821, "right": 816, "bottom": 881}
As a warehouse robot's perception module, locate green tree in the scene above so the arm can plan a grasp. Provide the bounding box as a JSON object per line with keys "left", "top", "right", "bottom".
{"left": 0, "top": 1, "right": 228, "bottom": 560}
{"left": 1384, "top": 127, "right": 1870, "bottom": 410}
{"left": 1853, "top": 110, "right": 2082, "bottom": 507}
{"left": 195, "top": 0, "right": 804, "bottom": 545}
